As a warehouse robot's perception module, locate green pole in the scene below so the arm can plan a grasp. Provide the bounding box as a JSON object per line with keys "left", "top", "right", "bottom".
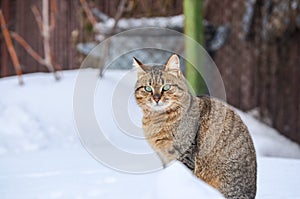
{"left": 184, "top": 0, "right": 206, "bottom": 95}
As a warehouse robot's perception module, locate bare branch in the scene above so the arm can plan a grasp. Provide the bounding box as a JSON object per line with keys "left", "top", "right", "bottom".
{"left": 11, "top": 31, "right": 62, "bottom": 72}
{"left": 50, "top": 50, "right": 63, "bottom": 71}
{"left": 79, "top": 0, "right": 97, "bottom": 26}
{"left": 31, "top": 5, "right": 43, "bottom": 33}
{"left": 0, "top": 10, "right": 23, "bottom": 85}
{"left": 10, "top": 32, "right": 46, "bottom": 65}
{"left": 109, "top": 0, "right": 130, "bottom": 35}
{"left": 43, "top": 0, "right": 51, "bottom": 66}
{"left": 50, "top": 0, "right": 57, "bottom": 30}
{"left": 42, "top": 0, "right": 60, "bottom": 80}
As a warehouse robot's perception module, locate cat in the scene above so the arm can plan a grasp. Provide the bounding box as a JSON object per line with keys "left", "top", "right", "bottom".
{"left": 134, "top": 54, "right": 257, "bottom": 199}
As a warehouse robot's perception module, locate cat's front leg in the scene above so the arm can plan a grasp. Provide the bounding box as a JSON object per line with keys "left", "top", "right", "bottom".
{"left": 156, "top": 151, "right": 169, "bottom": 169}
{"left": 157, "top": 146, "right": 180, "bottom": 169}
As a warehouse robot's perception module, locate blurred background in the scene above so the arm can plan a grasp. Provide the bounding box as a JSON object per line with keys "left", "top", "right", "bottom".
{"left": 1, "top": 0, "right": 299, "bottom": 144}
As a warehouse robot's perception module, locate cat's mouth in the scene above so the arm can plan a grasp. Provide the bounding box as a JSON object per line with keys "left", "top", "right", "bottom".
{"left": 150, "top": 101, "right": 169, "bottom": 110}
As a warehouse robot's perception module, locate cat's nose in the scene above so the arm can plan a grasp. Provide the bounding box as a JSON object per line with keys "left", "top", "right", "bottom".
{"left": 153, "top": 94, "right": 161, "bottom": 103}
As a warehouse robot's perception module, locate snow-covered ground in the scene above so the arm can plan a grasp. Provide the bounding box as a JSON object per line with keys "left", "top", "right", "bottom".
{"left": 1, "top": 69, "right": 300, "bottom": 199}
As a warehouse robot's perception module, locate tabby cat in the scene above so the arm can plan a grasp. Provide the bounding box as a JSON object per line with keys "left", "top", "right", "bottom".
{"left": 134, "top": 54, "right": 257, "bottom": 199}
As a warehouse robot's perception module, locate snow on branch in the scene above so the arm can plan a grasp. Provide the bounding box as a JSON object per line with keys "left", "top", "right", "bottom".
{"left": 93, "top": 12, "right": 230, "bottom": 52}
{"left": 78, "top": 1, "right": 231, "bottom": 77}
{"left": 95, "top": 13, "right": 184, "bottom": 37}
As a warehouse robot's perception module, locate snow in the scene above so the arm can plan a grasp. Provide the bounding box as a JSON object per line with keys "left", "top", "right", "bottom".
{"left": 0, "top": 72, "right": 79, "bottom": 155}
{"left": 0, "top": 149, "right": 224, "bottom": 199}
{"left": 1, "top": 69, "right": 300, "bottom": 199}
{"left": 152, "top": 162, "right": 224, "bottom": 199}
{"left": 238, "top": 109, "right": 300, "bottom": 159}
{"left": 95, "top": 15, "right": 184, "bottom": 36}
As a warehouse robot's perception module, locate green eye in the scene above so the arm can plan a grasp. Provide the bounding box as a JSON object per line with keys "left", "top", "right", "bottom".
{"left": 162, "top": 84, "right": 171, "bottom": 91}
{"left": 144, "top": 86, "right": 152, "bottom": 92}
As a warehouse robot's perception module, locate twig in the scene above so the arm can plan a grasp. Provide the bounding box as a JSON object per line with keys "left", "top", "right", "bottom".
{"left": 11, "top": 32, "right": 63, "bottom": 72}
{"left": 10, "top": 32, "right": 46, "bottom": 65}
{"left": 100, "top": 0, "right": 132, "bottom": 76}
{"left": 50, "top": 0, "right": 56, "bottom": 30}
{"left": 0, "top": 10, "right": 23, "bottom": 85}
{"left": 50, "top": 50, "right": 62, "bottom": 71}
{"left": 42, "top": 0, "right": 59, "bottom": 80}
{"left": 80, "top": 0, "right": 97, "bottom": 26}
{"left": 31, "top": 5, "right": 43, "bottom": 33}
{"left": 78, "top": 0, "right": 133, "bottom": 76}
{"left": 20, "top": 1, "right": 61, "bottom": 80}
{"left": 42, "top": 0, "right": 50, "bottom": 65}
{"left": 109, "top": 0, "right": 133, "bottom": 35}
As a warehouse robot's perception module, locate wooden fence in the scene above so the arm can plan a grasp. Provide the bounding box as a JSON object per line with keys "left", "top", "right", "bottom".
{"left": 205, "top": 0, "right": 300, "bottom": 143}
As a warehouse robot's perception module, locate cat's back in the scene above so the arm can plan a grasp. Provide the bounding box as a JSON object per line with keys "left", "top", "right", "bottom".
{"left": 195, "top": 95, "right": 255, "bottom": 156}
{"left": 194, "top": 96, "right": 257, "bottom": 199}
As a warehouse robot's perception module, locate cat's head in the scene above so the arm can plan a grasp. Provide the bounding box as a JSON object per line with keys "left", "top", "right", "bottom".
{"left": 134, "top": 54, "right": 189, "bottom": 112}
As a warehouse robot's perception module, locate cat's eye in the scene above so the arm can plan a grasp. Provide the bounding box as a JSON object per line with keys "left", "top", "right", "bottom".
{"left": 144, "top": 86, "right": 152, "bottom": 92}
{"left": 162, "top": 84, "right": 171, "bottom": 91}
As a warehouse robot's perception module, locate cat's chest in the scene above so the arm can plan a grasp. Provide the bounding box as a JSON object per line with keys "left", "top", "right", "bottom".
{"left": 143, "top": 122, "right": 175, "bottom": 139}
{"left": 142, "top": 113, "right": 173, "bottom": 134}
{"left": 142, "top": 117, "right": 176, "bottom": 146}
{"left": 145, "top": 126, "right": 177, "bottom": 162}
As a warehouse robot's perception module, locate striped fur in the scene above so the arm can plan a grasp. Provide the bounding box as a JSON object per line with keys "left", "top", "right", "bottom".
{"left": 134, "top": 55, "right": 257, "bottom": 199}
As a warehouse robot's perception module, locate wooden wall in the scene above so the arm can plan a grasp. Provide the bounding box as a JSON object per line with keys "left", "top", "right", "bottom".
{"left": 205, "top": 0, "right": 300, "bottom": 143}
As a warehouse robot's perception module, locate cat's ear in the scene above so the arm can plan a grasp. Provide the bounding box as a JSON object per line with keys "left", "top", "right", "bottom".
{"left": 165, "top": 54, "right": 181, "bottom": 76}
{"left": 133, "top": 57, "right": 149, "bottom": 76}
